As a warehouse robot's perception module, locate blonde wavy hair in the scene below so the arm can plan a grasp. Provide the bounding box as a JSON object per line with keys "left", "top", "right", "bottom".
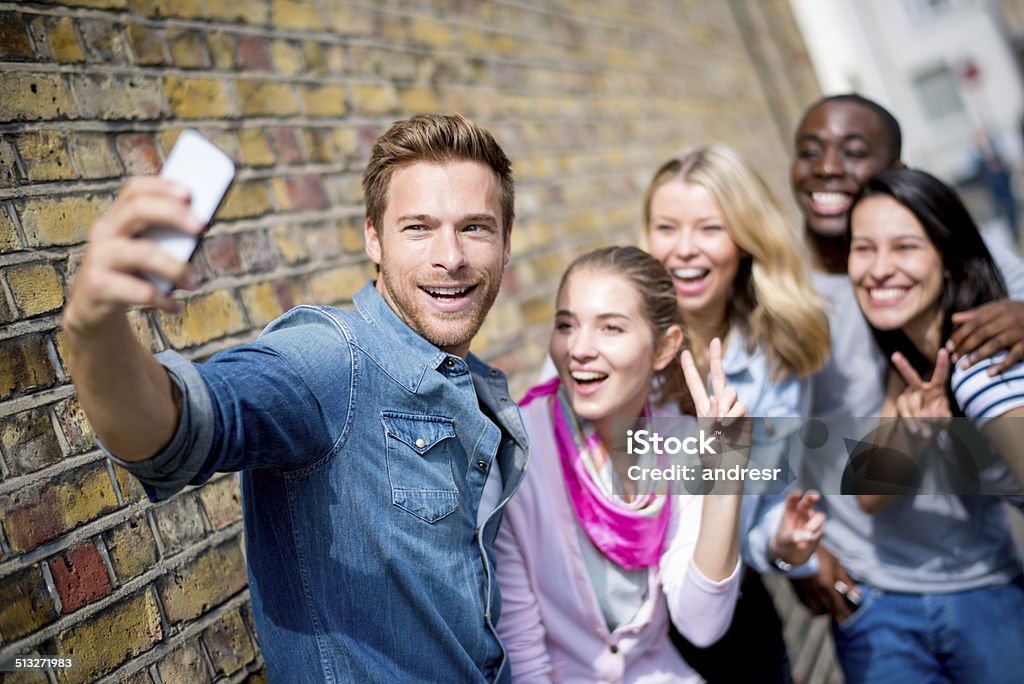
{"left": 642, "top": 144, "right": 830, "bottom": 379}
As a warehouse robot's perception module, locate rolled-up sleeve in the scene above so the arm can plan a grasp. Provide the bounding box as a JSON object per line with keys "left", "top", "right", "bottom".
{"left": 102, "top": 350, "right": 216, "bottom": 501}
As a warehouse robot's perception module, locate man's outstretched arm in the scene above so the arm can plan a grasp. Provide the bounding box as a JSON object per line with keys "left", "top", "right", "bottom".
{"left": 62, "top": 177, "right": 204, "bottom": 461}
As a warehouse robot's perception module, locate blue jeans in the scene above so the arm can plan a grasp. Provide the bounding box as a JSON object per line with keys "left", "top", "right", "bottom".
{"left": 832, "top": 577, "right": 1024, "bottom": 683}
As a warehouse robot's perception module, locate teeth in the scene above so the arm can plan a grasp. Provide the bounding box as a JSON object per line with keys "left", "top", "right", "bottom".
{"left": 672, "top": 268, "right": 708, "bottom": 280}
{"left": 424, "top": 286, "right": 469, "bottom": 296}
{"left": 812, "top": 192, "right": 851, "bottom": 208}
{"left": 571, "top": 371, "right": 608, "bottom": 382}
{"left": 870, "top": 288, "right": 907, "bottom": 301}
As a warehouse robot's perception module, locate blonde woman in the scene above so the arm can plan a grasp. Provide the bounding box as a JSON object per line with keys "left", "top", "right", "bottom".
{"left": 644, "top": 145, "right": 830, "bottom": 681}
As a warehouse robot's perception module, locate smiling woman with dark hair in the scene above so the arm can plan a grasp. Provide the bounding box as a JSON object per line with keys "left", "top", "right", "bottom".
{"left": 840, "top": 166, "right": 1024, "bottom": 683}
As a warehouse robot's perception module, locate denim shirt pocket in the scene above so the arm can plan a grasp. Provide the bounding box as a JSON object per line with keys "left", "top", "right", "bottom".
{"left": 382, "top": 412, "right": 459, "bottom": 523}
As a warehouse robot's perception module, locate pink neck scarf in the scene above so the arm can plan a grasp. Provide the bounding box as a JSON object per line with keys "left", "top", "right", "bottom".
{"left": 522, "top": 378, "right": 671, "bottom": 570}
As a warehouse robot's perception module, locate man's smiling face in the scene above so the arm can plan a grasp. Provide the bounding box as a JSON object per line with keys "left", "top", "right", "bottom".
{"left": 791, "top": 100, "right": 898, "bottom": 239}
{"left": 365, "top": 159, "right": 510, "bottom": 358}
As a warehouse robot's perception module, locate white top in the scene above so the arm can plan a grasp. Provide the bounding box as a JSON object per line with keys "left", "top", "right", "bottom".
{"left": 495, "top": 399, "right": 742, "bottom": 683}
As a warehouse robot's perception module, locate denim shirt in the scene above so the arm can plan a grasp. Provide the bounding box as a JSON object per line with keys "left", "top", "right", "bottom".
{"left": 107, "top": 282, "right": 530, "bottom": 683}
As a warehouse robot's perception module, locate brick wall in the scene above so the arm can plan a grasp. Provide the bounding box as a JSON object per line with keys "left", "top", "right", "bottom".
{"left": 0, "top": 1, "right": 820, "bottom": 681}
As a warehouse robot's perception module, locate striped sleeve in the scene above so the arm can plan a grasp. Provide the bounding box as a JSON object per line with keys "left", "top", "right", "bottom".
{"left": 951, "top": 352, "right": 1024, "bottom": 427}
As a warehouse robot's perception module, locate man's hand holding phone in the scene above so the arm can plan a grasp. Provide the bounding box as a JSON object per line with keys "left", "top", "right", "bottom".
{"left": 64, "top": 130, "right": 234, "bottom": 336}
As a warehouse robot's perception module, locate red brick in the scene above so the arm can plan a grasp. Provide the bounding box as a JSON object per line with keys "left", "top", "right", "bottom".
{"left": 48, "top": 542, "right": 114, "bottom": 613}
{"left": 3, "top": 485, "right": 63, "bottom": 552}
{"left": 237, "top": 35, "right": 272, "bottom": 70}
{"left": 0, "top": 566, "right": 58, "bottom": 641}
{"left": 115, "top": 132, "right": 162, "bottom": 175}
{"left": 203, "top": 234, "right": 243, "bottom": 276}
{"left": 284, "top": 175, "right": 328, "bottom": 210}
{"left": 238, "top": 230, "right": 280, "bottom": 273}
{"left": 269, "top": 127, "right": 303, "bottom": 164}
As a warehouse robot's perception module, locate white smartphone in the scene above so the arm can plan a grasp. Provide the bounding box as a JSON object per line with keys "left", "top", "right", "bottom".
{"left": 143, "top": 129, "right": 235, "bottom": 293}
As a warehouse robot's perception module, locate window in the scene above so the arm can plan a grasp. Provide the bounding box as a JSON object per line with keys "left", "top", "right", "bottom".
{"left": 904, "top": 0, "right": 972, "bottom": 21}
{"left": 911, "top": 63, "right": 967, "bottom": 121}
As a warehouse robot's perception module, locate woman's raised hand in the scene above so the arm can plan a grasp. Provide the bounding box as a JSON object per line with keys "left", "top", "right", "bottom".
{"left": 891, "top": 349, "right": 952, "bottom": 438}
{"left": 680, "top": 338, "right": 748, "bottom": 422}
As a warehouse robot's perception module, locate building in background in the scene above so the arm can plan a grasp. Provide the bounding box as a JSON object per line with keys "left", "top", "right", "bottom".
{"left": 790, "top": 0, "right": 1024, "bottom": 188}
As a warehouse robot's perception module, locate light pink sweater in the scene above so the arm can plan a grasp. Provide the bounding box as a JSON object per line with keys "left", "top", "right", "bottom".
{"left": 495, "top": 400, "right": 742, "bottom": 683}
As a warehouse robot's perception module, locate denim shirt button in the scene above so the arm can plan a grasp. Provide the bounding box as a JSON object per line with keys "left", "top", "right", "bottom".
{"left": 415, "top": 438, "right": 425, "bottom": 448}
{"left": 476, "top": 459, "right": 487, "bottom": 469}
{"left": 445, "top": 357, "right": 456, "bottom": 368}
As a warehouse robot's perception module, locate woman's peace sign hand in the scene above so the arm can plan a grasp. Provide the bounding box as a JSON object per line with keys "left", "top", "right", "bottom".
{"left": 680, "top": 337, "right": 748, "bottom": 422}
{"left": 891, "top": 349, "right": 952, "bottom": 438}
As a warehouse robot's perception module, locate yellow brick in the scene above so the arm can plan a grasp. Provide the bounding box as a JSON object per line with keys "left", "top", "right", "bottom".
{"left": 339, "top": 220, "right": 364, "bottom": 254}
{"left": 62, "top": 0, "right": 127, "bottom": 7}
{"left": 206, "top": 31, "right": 236, "bottom": 70}
{"left": 269, "top": 178, "right": 290, "bottom": 211}
{"left": 157, "top": 540, "right": 247, "bottom": 623}
{"left": 167, "top": 29, "right": 206, "bottom": 69}
{"left": 0, "top": 73, "right": 77, "bottom": 122}
{"left": 236, "top": 78, "right": 298, "bottom": 117}
{"left": 240, "top": 282, "right": 284, "bottom": 327}
{"left": 272, "top": 0, "right": 324, "bottom": 30}
{"left": 158, "top": 290, "right": 247, "bottom": 348}
{"left": 130, "top": 0, "right": 203, "bottom": 18}
{"left": 164, "top": 76, "right": 238, "bottom": 119}
{"left": 351, "top": 83, "right": 400, "bottom": 116}
{"left": 219, "top": 181, "right": 273, "bottom": 220}
{"left": 7, "top": 263, "right": 64, "bottom": 316}
{"left": 1, "top": 207, "right": 20, "bottom": 252}
{"left": 301, "top": 129, "right": 334, "bottom": 163}
{"left": 58, "top": 466, "right": 119, "bottom": 528}
{"left": 299, "top": 84, "right": 348, "bottom": 118}
{"left": 331, "top": 127, "right": 360, "bottom": 158}
{"left": 104, "top": 514, "right": 158, "bottom": 581}
{"left": 54, "top": 590, "right": 162, "bottom": 683}
{"left": 327, "top": 4, "right": 374, "bottom": 35}
{"left": 399, "top": 87, "right": 441, "bottom": 114}
{"left": 204, "top": 610, "right": 255, "bottom": 675}
{"left": 308, "top": 264, "right": 369, "bottom": 304}
{"left": 412, "top": 16, "right": 453, "bottom": 48}
{"left": 272, "top": 225, "right": 310, "bottom": 265}
{"left": 237, "top": 128, "right": 276, "bottom": 167}
{"left": 270, "top": 40, "right": 305, "bottom": 75}
{"left": 18, "top": 196, "right": 107, "bottom": 247}
{"left": 49, "top": 16, "right": 85, "bottom": 63}
{"left": 68, "top": 132, "right": 122, "bottom": 179}
{"left": 206, "top": 2, "right": 268, "bottom": 24}
{"left": 17, "top": 132, "right": 74, "bottom": 182}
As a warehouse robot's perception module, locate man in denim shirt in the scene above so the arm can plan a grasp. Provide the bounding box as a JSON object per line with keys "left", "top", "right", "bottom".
{"left": 62, "top": 114, "right": 529, "bottom": 682}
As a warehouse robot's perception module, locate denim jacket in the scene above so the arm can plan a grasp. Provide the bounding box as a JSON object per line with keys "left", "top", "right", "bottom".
{"left": 108, "top": 282, "right": 530, "bottom": 682}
